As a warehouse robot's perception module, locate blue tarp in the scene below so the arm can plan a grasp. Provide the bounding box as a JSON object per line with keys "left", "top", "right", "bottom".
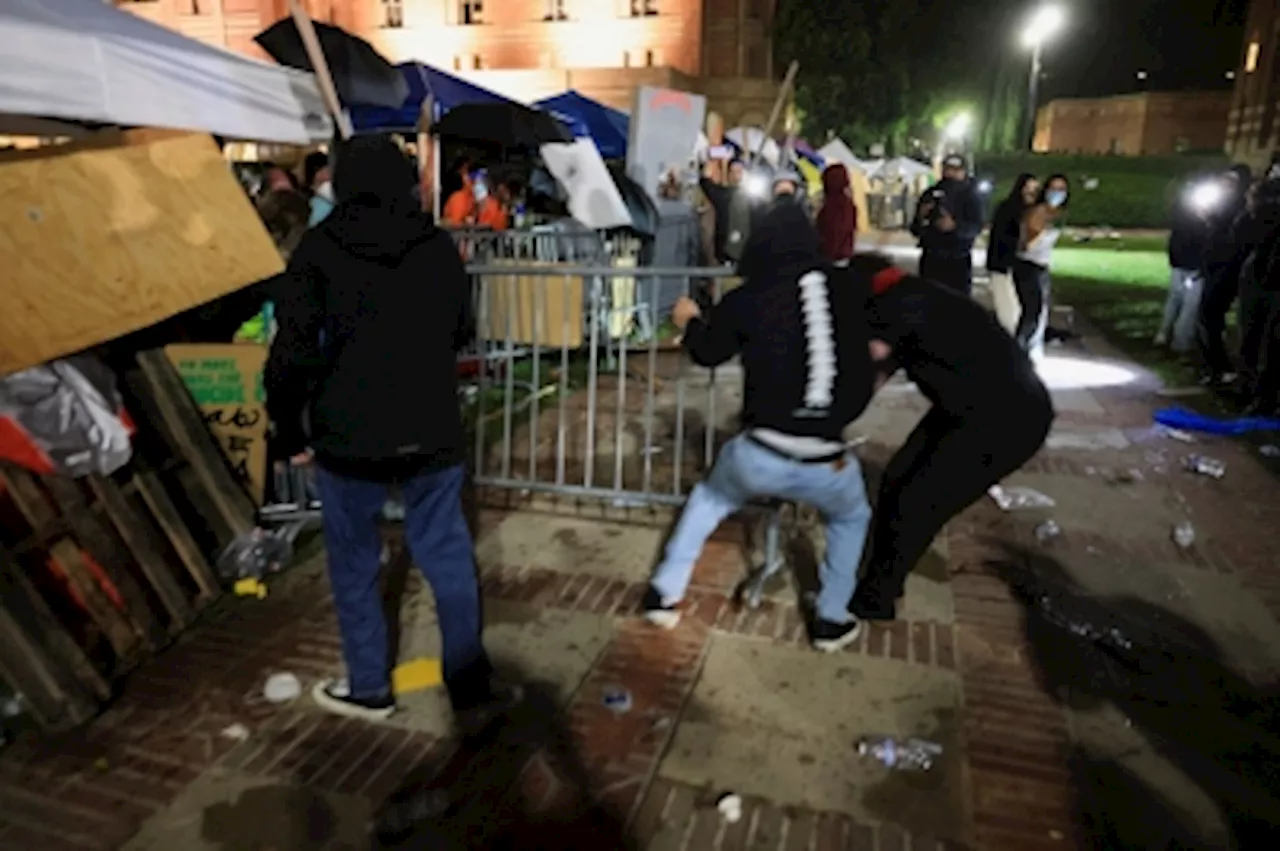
{"left": 1154, "top": 407, "right": 1280, "bottom": 435}
{"left": 533, "top": 90, "right": 629, "bottom": 159}
{"left": 350, "top": 62, "right": 586, "bottom": 136}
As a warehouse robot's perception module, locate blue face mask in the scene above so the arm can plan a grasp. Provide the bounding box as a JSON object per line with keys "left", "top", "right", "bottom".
{"left": 1046, "top": 189, "right": 1067, "bottom": 208}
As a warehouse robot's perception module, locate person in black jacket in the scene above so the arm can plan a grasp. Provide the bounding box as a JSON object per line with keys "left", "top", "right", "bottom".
{"left": 1235, "top": 179, "right": 1280, "bottom": 414}
{"left": 1197, "top": 165, "right": 1254, "bottom": 385}
{"left": 266, "top": 135, "right": 507, "bottom": 727}
{"left": 985, "top": 173, "right": 1039, "bottom": 335}
{"left": 839, "top": 254, "right": 1055, "bottom": 621}
{"left": 643, "top": 204, "right": 878, "bottom": 651}
{"left": 1156, "top": 178, "right": 1213, "bottom": 352}
{"left": 910, "top": 155, "right": 984, "bottom": 296}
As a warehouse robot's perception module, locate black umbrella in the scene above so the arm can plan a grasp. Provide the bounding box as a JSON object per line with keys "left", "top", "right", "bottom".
{"left": 434, "top": 103, "right": 574, "bottom": 149}
{"left": 606, "top": 163, "right": 659, "bottom": 236}
{"left": 255, "top": 19, "right": 408, "bottom": 109}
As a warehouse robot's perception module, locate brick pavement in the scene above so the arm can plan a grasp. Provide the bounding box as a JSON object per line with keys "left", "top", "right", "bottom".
{"left": 3, "top": 340, "right": 1279, "bottom": 849}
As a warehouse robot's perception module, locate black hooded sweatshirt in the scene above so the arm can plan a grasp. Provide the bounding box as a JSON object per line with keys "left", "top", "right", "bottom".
{"left": 265, "top": 136, "right": 473, "bottom": 482}
{"left": 840, "top": 256, "right": 1053, "bottom": 422}
{"left": 681, "top": 204, "right": 876, "bottom": 442}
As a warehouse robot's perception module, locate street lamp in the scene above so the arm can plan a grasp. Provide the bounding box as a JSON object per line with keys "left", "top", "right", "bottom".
{"left": 1020, "top": 4, "right": 1066, "bottom": 150}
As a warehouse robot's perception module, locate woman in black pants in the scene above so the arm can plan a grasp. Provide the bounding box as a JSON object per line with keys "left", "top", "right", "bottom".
{"left": 1012, "top": 175, "right": 1070, "bottom": 360}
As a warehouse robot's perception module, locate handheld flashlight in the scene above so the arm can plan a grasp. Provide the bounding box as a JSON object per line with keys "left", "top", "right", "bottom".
{"left": 743, "top": 172, "right": 770, "bottom": 198}
{"left": 1188, "top": 180, "right": 1225, "bottom": 213}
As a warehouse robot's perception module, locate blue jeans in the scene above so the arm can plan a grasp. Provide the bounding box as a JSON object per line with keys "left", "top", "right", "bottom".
{"left": 1158, "top": 267, "right": 1204, "bottom": 352}
{"left": 315, "top": 464, "right": 488, "bottom": 704}
{"left": 651, "top": 435, "right": 872, "bottom": 624}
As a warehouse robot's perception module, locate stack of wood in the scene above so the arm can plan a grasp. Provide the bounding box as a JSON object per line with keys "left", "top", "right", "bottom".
{"left": 0, "top": 351, "right": 256, "bottom": 730}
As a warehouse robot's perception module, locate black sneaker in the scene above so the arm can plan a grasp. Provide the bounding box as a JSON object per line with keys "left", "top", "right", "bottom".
{"left": 849, "top": 592, "right": 897, "bottom": 622}
{"left": 642, "top": 585, "right": 681, "bottom": 629}
{"left": 811, "top": 617, "right": 862, "bottom": 653}
{"left": 312, "top": 678, "right": 396, "bottom": 721}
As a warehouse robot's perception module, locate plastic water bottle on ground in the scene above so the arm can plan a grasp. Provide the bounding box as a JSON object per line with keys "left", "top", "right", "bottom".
{"left": 856, "top": 736, "right": 943, "bottom": 771}
{"left": 1172, "top": 521, "right": 1196, "bottom": 549}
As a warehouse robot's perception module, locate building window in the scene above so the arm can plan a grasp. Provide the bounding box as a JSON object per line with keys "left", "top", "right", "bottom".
{"left": 473, "top": 54, "right": 483, "bottom": 69}
{"left": 623, "top": 51, "right": 631, "bottom": 68}
{"left": 459, "top": 0, "right": 484, "bottom": 25}
{"left": 544, "top": 0, "right": 567, "bottom": 21}
{"left": 747, "top": 43, "right": 767, "bottom": 78}
{"left": 381, "top": 0, "right": 404, "bottom": 28}
{"left": 645, "top": 49, "right": 655, "bottom": 67}
{"left": 1246, "top": 40, "right": 1260, "bottom": 73}
{"left": 630, "top": 0, "right": 657, "bottom": 17}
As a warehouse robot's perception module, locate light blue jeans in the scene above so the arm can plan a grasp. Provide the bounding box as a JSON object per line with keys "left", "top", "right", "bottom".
{"left": 651, "top": 434, "right": 872, "bottom": 624}
{"left": 1158, "top": 267, "right": 1204, "bottom": 352}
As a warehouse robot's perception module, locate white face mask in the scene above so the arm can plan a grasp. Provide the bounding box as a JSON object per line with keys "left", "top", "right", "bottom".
{"left": 315, "top": 181, "right": 334, "bottom": 203}
{"left": 473, "top": 181, "right": 489, "bottom": 202}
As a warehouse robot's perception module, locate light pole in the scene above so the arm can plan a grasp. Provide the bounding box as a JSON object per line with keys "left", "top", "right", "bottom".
{"left": 1021, "top": 5, "right": 1066, "bottom": 151}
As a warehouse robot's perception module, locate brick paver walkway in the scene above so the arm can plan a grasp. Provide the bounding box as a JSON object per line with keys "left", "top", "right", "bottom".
{"left": 2, "top": 328, "right": 1279, "bottom": 850}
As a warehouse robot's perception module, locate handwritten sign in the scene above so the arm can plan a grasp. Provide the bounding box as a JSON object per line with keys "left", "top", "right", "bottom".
{"left": 165, "top": 344, "right": 268, "bottom": 504}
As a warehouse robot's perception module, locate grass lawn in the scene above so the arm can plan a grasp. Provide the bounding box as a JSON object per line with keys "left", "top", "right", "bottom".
{"left": 1048, "top": 245, "right": 1241, "bottom": 410}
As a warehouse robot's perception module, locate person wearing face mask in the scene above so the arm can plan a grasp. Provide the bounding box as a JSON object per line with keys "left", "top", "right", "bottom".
{"left": 442, "top": 161, "right": 479, "bottom": 227}
{"left": 305, "top": 151, "right": 336, "bottom": 227}
{"left": 473, "top": 171, "right": 511, "bottom": 231}
{"left": 1012, "top": 174, "right": 1069, "bottom": 360}
{"left": 985, "top": 174, "right": 1039, "bottom": 336}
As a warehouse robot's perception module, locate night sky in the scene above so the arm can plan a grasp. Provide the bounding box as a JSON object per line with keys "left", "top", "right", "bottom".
{"left": 1028, "top": 0, "right": 1249, "bottom": 99}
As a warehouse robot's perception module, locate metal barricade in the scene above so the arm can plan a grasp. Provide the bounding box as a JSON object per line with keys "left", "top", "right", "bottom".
{"left": 261, "top": 264, "right": 785, "bottom": 606}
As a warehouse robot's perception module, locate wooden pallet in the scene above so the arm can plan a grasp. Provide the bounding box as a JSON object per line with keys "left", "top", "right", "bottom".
{"left": 0, "top": 349, "right": 255, "bottom": 730}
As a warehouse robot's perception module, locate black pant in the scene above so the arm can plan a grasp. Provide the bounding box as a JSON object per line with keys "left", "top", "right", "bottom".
{"left": 1197, "top": 272, "right": 1238, "bottom": 377}
{"left": 1245, "top": 290, "right": 1280, "bottom": 410}
{"left": 1012, "top": 259, "right": 1051, "bottom": 350}
{"left": 858, "top": 390, "right": 1054, "bottom": 604}
{"left": 919, "top": 251, "right": 973, "bottom": 297}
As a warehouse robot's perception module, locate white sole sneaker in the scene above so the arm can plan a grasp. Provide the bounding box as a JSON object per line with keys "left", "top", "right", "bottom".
{"left": 312, "top": 679, "right": 396, "bottom": 721}
{"left": 812, "top": 620, "right": 863, "bottom": 653}
{"left": 644, "top": 609, "right": 682, "bottom": 629}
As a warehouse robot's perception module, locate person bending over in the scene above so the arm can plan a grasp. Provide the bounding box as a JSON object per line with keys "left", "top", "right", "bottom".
{"left": 840, "top": 254, "right": 1055, "bottom": 621}
{"left": 643, "top": 204, "right": 879, "bottom": 651}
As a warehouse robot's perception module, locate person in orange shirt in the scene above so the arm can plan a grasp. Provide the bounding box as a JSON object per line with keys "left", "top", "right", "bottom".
{"left": 475, "top": 175, "right": 512, "bottom": 231}
{"left": 441, "top": 157, "right": 477, "bottom": 226}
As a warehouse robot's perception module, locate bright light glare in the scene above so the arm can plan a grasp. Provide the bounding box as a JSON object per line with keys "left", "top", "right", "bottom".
{"left": 978, "top": 179, "right": 994, "bottom": 193}
{"left": 1188, "top": 181, "right": 1225, "bottom": 212}
{"left": 744, "top": 173, "right": 769, "bottom": 198}
{"left": 944, "top": 113, "right": 971, "bottom": 140}
{"left": 1021, "top": 5, "right": 1066, "bottom": 49}
{"left": 1036, "top": 355, "right": 1139, "bottom": 390}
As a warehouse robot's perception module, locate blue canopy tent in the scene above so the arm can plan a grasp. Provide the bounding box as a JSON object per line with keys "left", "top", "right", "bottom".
{"left": 533, "top": 90, "right": 630, "bottom": 159}
{"left": 350, "top": 62, "right": 586, "bottom": 135}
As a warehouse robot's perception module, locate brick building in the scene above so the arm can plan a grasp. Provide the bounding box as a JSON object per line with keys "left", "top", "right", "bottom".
{"left": 115, "top": 0, "right": 781, "bottom": 127}
{"left": 1032, "top": 91, "right": 1231, "bottom": 156}
{"left": 1226, "top": 0, "right": 1280, "bottom": 172}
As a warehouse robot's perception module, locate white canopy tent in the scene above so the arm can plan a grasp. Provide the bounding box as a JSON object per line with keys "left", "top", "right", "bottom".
{"left": 817, "top": 138, "right": 880, "bottom": 177}
{"left": 726, "top": 126, "right": 781, "bottom": 166}
{"left": 871, "top": 156, "right": 933, "bottom": 182}
{"left": 0, "top": 0, "right": 332, "bottom": 145}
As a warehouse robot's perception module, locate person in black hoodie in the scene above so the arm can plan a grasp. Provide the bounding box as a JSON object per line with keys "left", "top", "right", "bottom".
{"left": 985, "top": 173, "right": 1039, "bottom": 335}
{"left": 1197, "top": 164, "right": 1254, "bottom": 385}
{"left": 1236, "top": 178, "right": 1280, "bottom": 414}
{"left": 1156, "top": 177, "right": 1213, "bottom": 352}
{"left": 839, "top": 254, "right": 1055, "bottom": 621}
{"left": 266, "top": 135, "right": 505, "bottom": 726}
{"left": 643, "top": 204, "right": 878, "bottom": 651}
{"left": 910, "top": 155, "right": 984, "bottom": 296}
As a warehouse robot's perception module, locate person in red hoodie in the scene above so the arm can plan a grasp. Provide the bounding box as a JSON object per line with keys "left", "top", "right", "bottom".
{"left": 816, "top": 163, "right": 857, "bottom": 264}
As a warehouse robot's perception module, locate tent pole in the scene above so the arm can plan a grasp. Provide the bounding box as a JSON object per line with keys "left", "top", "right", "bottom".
{"left": 287, "top": 0, "right": 353, "bottom": 139}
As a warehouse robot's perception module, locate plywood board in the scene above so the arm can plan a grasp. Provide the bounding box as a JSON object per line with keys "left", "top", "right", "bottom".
{"left": 480, "top": 263, "right": 585, "bottom": 350}
{"left": 165, "top": 343, "right": 269, "bottom": 505}
{"left": 0, "top": 131, "right": 283, "bottom": 375}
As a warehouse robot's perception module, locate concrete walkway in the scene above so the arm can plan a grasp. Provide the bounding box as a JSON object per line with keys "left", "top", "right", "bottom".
{"left": 3, "top": 310, "right": 1280, "bottom": 850}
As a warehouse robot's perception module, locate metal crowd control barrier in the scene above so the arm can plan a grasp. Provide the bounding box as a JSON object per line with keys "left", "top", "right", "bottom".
{"left": 260, "top": 264, "right": 786, "bottom": 607}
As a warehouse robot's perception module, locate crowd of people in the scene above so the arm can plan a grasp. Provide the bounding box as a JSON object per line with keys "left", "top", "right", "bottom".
{"left": 258, "top": 135, "right": 1056, "bottom": 724}
{"left": 1155, "top": 164, "right": 1280, "bottom": 416}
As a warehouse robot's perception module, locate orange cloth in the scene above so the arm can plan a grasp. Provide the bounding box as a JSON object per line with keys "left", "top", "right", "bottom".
{"left": 442, "top": 187, "right": 476, "bottom": 226}
{"left": 476, "top": 197, "right": 508, "bottom": 230}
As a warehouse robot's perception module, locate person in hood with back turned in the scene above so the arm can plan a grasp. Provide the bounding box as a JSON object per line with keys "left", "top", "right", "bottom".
{"left": 816, "top": 163, "right": 858, "bottom": 265}
{"left": 910, "top": 155, "right": 984, "bottom": 296}
{"left": 643, "top": 204, "right": 879, "bottom": 651}
{"left": 266, "top": 135, "right": 512, "bottom": 730}
{"left": 838, "top": 254, "right": 1054, "bottom": 622}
